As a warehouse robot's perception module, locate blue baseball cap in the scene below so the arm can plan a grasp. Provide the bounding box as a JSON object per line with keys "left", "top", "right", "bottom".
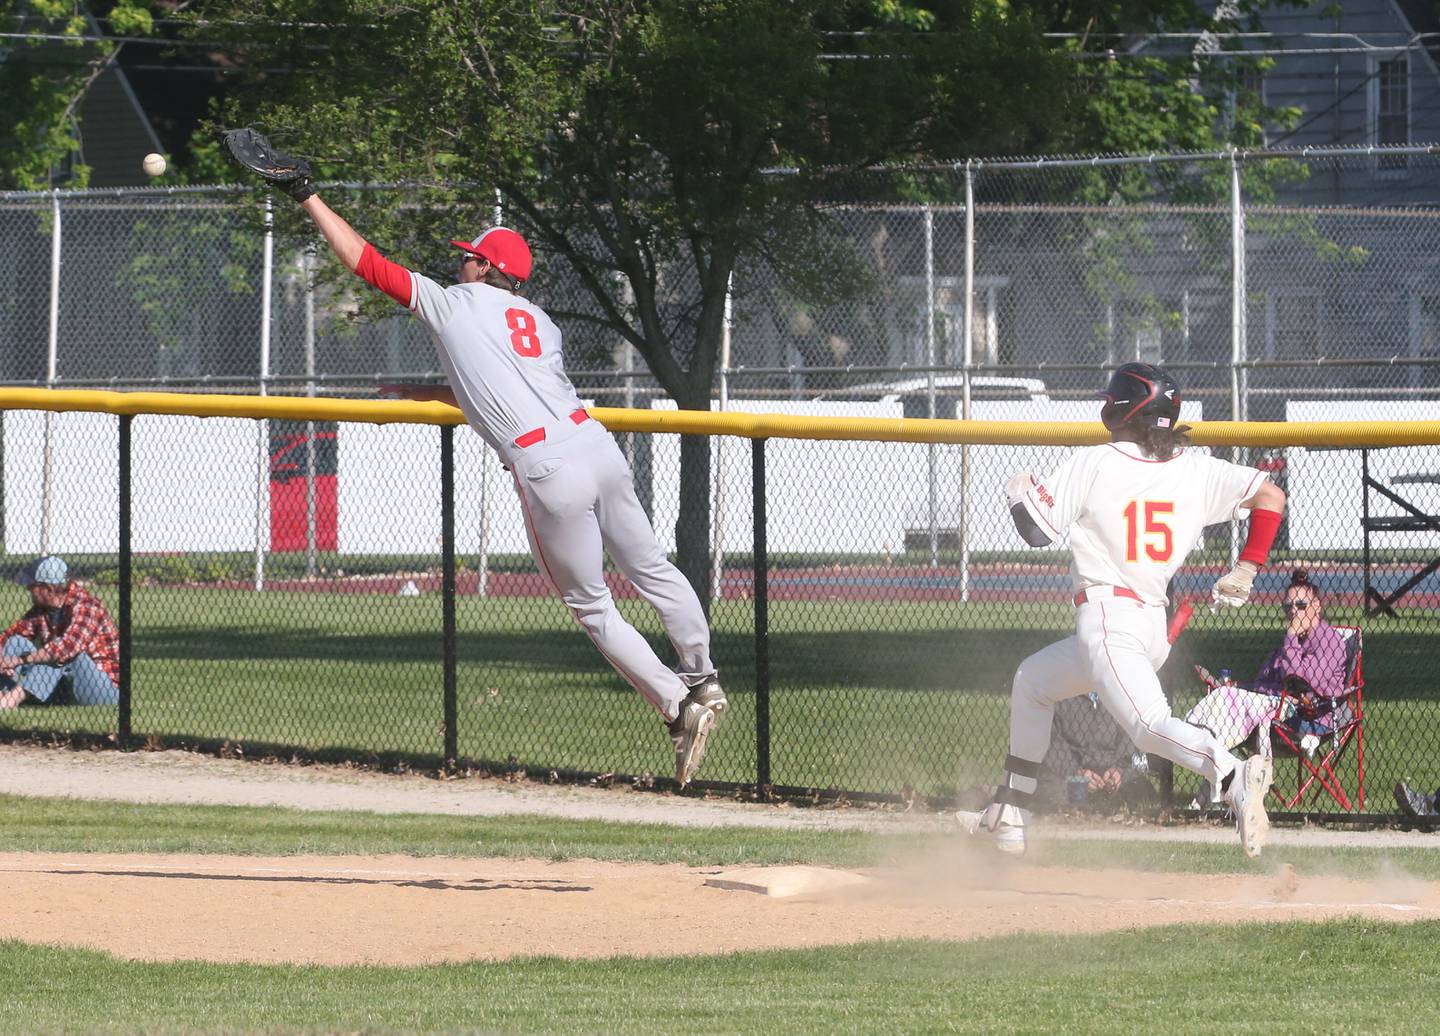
{"left": 14, "top": 555, "right": 68, "bottom": 586}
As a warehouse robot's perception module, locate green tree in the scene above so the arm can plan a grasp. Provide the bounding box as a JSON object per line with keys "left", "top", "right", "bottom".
{"left": 0, "top": 0, "right": 156, "bottom": 188}
{"left": 192, "top": 0, "right": 1289, "bottom": 604}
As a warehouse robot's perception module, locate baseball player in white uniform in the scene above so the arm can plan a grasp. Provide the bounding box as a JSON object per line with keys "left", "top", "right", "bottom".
{"left": 238, "top": 166, "right": 725, "bottom": 787}
{"left": 960, "top": 363, "right": 1287, "bottom": 857}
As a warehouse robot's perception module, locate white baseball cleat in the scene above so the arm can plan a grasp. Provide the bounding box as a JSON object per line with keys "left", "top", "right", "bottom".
{"left": 687, "top": 674, "right": 728, "bottom": 726}
{"left": 1224, "top": 755, "right": 1273, "bottom": 859}
{"left": 668, "top": 701, "right": 716, "bottom": 788}
{"left": 956, "top": 805, "right": 1027, "bottom": 856}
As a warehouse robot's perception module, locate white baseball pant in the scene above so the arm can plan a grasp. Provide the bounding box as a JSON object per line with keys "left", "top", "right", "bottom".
{"left": 1006, "top": 596, "right": 1239, "bottom": 795}
{"left": 509, "top": 424, "right": 714, "bottom": 721}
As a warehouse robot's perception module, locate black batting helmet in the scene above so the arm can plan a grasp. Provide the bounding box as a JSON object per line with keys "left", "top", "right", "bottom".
{"left": 1099, "top": 362, "right": 1182, "bottom": 431}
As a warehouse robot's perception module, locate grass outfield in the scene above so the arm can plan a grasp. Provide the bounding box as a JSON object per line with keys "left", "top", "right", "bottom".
{"left": 5, "top": 794, "right": 1440, "bottom": 879}
{"left": 1, "top": 921, "right": 1437, "bottom": 1034}
{"left": 1, "top": 588, "right": 1436, "bottom": 806}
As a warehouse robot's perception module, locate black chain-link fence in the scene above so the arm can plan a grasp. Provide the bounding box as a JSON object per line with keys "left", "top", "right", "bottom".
{"left": 1, "top": 401, "right": 1437, "bottom": 822}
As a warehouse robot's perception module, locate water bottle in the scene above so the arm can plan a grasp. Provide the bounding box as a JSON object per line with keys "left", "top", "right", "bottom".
{"left": 1219, "top": 668, "right": 1234, "bottom": 687}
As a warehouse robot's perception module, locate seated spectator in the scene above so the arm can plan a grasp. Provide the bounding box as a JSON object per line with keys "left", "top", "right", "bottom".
{"left": 0, "top": 556, "right": 120, "bottom": 710}
{"left": 1038, "top": 692, "right": 1154, "bottom": 810}
{"left": 1186, "top": 569, "right": 1348, "bottom": 759}
{"left": 1394, "top": 781, "right": 1440, "bottom": 820}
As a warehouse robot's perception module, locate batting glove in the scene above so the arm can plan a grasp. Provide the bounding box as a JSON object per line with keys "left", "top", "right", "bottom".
{"left": 1004, "top": 471, "right": 1035, "bottom": 508}
{"left": 1210, "top": 561, "right": 1258, "bottom": 609}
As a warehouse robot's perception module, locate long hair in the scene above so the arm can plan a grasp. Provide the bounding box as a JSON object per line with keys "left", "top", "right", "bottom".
{"left": 480, "top": 266, "right": 522, "bottom": 293}
{"left": 1131, "top": 422, "right": 1193, "bottom": 461}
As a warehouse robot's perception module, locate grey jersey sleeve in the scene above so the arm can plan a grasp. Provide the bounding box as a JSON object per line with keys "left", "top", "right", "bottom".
{"left": 408, "top": 272, "right": 459, "bottom": 333}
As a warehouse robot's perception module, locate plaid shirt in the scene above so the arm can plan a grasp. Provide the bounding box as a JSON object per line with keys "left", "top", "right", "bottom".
{"left": 3, "top": 583, "right": 120, "bottom": 684}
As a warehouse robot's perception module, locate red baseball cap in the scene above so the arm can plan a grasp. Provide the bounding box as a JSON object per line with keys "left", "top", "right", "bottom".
{"left": 450, "top": 227, "right": 533, "bottom": 281}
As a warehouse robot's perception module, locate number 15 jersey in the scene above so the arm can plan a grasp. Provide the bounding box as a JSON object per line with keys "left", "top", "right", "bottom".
{"left": 1014, "top": 440, "right": 1269, "bottom": 605}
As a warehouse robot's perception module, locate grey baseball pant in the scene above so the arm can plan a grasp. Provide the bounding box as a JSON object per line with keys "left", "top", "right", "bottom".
{"left": 509, "top": 424, "right": 714, "bottom": 721}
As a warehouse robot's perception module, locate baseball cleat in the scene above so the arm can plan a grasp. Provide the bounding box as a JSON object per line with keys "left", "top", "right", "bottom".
{"left": 668, "top": 701, "right": 716, "bottom": 788}
{"left": 955, "top": 807, "right": 1026, "bottom": 856}
{"left": 687, "top": 674, "right": 728, "bottom": 725}
{"left": 1224, "top": 755, "right": 1273, "bottom": 859}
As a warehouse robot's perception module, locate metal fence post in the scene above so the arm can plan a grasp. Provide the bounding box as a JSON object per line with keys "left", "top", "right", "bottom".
{"left": 752, "top": 437, "right": 770, "bottom": 792}
{"left": 924, "top": 202, "right": 939, "bottom": 568}
{"left": 253, "top": 197, "right": 274, "bottom": 592}
{"left": 478, "top": 452, "right": 491, "bottom": 599}
{"left": 959, "top": 161, "right": 976, "bottom": 601}
{"left": 1233, "top": 154, "right": 1249, "bottom": 423}
{"left": 441, "top": 424, "right": 458, "bottom": 767}
{"left": 1228, "top": 150, "right": 1248, "bottom": 568}
{"left": 1362, "top": 448, "right": 1372, "bottom": 615}
{"left": 118, "top": 413, "right": 132, "bottom": 742}
{"left": 713, "top": 272, "right": 734, "bottom": 603}
{"left": 40, "top": 190, "right": 62, "bottom": 554}
{"left": 303, "top": 248, "right": 318, "bottom": 579}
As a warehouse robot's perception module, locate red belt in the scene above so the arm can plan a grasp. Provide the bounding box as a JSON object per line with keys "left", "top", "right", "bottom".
{"left": 514, "top": 408, "right": 589, "bottom": 449}
{"left": 1073, "top": 586, "right": 1142, "bottom": 606}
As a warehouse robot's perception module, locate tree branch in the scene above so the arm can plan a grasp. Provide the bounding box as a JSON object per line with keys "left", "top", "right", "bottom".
{"left": 501, "top": 182, "right": 684, "bottom": 399}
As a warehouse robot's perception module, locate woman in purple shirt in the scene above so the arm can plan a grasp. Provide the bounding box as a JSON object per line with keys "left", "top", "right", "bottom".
{"left": 1251, "top": 571, "right": 1348, "bottom": 702}
{"left": 1187, "top": 570, "right": 1350, "bottom": 759}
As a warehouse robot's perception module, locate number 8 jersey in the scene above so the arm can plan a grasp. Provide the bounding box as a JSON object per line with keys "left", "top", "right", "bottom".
{"left": 354, "top": 239, "right": 588, "bottom": 466}
{"left": 1012, "top": 440, "right": 1270, "bottom": 605}
{"left": 407, "top": 273, "right": 585, "bottom": 463}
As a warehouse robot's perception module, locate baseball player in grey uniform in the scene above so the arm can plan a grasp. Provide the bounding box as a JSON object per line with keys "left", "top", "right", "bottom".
{"left": 225, "top": 133, "right": 724, "bottom": 787}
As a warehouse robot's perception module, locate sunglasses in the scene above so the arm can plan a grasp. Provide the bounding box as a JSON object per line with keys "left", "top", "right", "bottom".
{"left": 1281, "top": 598, "right": 1312, "bottom": 612}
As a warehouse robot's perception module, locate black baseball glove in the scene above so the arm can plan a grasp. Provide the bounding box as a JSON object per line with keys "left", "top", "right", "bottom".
{"left": 222, "top": 128, "right": 316, "bottom": 202}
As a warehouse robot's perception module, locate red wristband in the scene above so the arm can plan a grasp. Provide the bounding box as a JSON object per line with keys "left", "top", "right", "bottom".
{"left": 1238, "top": 507, "right": 1283, "bottom": 568}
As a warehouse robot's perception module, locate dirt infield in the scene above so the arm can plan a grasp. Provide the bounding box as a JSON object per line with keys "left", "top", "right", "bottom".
{"left": 4, "top": 747, "right": 1439, "bottom": 966}
{"left": 3, "top": 848, "right": 1437, "bottom": 966}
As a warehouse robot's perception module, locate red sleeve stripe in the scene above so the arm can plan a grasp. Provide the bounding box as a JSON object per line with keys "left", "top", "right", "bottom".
{"left": 355, "top": 242, "right": 413, "bottom": 308}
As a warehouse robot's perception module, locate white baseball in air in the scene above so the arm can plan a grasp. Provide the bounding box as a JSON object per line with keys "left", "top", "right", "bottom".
{"left": 142, "top": 153, "right": 167, "bottom": 177}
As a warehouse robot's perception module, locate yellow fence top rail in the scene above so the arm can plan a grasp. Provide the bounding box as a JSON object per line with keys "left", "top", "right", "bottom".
{"left": 3, "top": 388, "right": 1440, "bottom": 448}
{"left": 0, "top": 388, "right": 465, "bottom": 426}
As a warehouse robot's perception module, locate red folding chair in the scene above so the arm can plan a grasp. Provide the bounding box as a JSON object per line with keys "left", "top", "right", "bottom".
{"left": 1268, "top": 625, "right": 1365, "bottom": 810}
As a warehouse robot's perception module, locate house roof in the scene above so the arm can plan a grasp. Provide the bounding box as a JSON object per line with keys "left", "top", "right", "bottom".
{"left": 0, "top": 14, "right": 163, "bottom": 187}
{"left": 1388, "top": 0, "right": 1440, "bottom": 75}
{"left": 76, "top": 58, "right": 165, "bottom": 187}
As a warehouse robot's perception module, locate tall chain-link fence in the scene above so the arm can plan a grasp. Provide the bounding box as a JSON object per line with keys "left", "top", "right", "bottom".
{"left": 3, "top": 146, "right": 1440, "bottom": 820}
{"left": 5, "top": 147, "right": 1440, "bottom": 411}
{"left": 0, "top": 397, "right": 1437, "bottom": 821}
